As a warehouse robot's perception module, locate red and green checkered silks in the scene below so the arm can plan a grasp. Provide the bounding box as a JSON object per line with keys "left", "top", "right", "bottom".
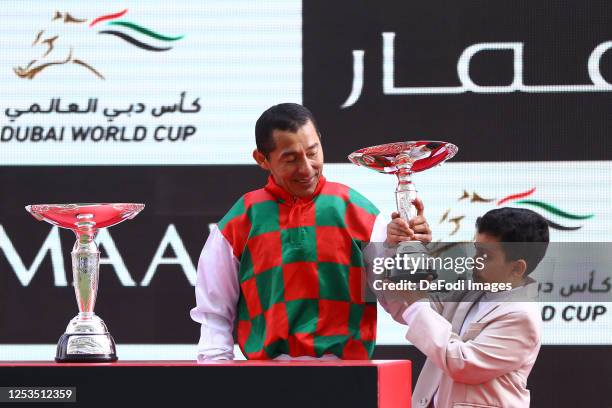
{"left": 218, "top": 175, "right": 380, "bottom": 360}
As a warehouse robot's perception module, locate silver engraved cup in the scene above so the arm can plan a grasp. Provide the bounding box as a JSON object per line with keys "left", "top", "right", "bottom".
{"left": 25, "top": 203, "right": 145, "bottom": 362}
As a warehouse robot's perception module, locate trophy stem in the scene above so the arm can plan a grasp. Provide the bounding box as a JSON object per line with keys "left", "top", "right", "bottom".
{"left": 72, "top": 224, "right": 100, "bottom": 316}
{"left": 395, "top": 154, "right": 418, "bottom": 222}
{"left": 392, "top": 154, "right": 437, "bottom": 282}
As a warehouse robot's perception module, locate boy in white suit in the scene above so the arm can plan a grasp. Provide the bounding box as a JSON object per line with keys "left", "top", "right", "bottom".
{"left": 383, "top": 206, "right": 549, "bottom": 408}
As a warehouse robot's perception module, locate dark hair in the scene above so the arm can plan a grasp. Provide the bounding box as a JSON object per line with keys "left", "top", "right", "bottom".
{"left": 255, "top": 103, "right": 321, "bottom": 156}
{"left": 476, "top": 207, "right": 550, "bottom": 275}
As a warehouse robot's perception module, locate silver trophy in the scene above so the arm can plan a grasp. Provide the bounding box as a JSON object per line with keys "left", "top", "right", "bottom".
{"left": 25, "top": 203, "right": 145, "bottom": 362}
{"left": 349, "top": 141, "right": 457, "bottom": 281}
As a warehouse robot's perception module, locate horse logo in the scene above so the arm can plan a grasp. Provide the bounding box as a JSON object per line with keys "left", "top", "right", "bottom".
{"left": 14, "top": 9, "right": 184, "bottom": 80}
{"left": 437, "top": 187, "right": 594, "bottom": 242}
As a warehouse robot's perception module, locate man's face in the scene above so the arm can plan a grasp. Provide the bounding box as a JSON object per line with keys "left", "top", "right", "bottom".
{"left": 472, "top": 232, "right": 523, "bottom": 284}
{"left": 258, "top": 120, "right": 324, "bottom": 198}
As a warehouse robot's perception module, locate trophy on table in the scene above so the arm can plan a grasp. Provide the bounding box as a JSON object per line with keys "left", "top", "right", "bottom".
{"left": 25, "top": 203, "right": 145, "bottom": 362}
{"left": 349, "top": 141, "right": 457, "bottom": 281}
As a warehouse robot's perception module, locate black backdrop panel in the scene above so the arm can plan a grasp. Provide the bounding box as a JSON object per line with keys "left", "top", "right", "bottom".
{"left": 303, "top": 0, "right": 612, "bottom": 162}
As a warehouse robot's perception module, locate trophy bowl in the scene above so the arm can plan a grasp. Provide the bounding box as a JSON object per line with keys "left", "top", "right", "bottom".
{"left": 25, "top": 203, "right": 145, "bottom": 362}
{"left": 349, "top": 141, "right": 457, "bottom": 281}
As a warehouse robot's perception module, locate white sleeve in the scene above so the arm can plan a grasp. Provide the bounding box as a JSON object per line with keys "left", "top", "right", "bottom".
{"left": 362, "top": 213, "right": 409, "bottom": 323}
{"left": 368, "top": 212, "right": 388, "bottom": 243}
{"left": 189, "top": 224, "right": 240, "bottom": 361}
{"left": 401, "top": 300, "right": 431, "bottom": 329}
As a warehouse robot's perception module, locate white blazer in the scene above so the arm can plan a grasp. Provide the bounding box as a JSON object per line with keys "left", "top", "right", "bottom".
{"left": 406, "top": 279, "right": 541, "bottom": 408}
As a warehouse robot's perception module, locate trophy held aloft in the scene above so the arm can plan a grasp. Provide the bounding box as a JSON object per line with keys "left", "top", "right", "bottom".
{"left": 349, "top": 141, "right": 457, "bottom": 282}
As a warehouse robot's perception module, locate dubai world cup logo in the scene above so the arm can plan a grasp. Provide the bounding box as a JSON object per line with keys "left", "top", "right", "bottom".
{"left": 14, "top": 9, "right": 184, "bottom": 80}
{"left": 438, "top": 187, "right": 594, "bottom": 241}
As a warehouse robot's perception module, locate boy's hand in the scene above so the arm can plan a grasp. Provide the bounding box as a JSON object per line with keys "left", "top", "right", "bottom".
{"left": 386, "top": 198, "right": 431, "bottom": 245}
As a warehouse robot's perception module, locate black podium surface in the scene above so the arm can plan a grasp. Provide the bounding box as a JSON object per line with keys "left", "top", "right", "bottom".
{"left": 0, "top": 360, "right": 411, "bottom": 408}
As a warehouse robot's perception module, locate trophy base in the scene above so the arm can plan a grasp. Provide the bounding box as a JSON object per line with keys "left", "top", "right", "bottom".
{"left": 55, "top": 333, "right": 118, "bottom": 363}
{"left": 55, "top": 314, "right": 118, "bottom": 363}
{"left": 387, "top": 241, "right": 438, "bottom": 283}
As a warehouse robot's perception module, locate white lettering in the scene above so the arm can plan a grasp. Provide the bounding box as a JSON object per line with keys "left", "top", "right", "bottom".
{"left": 140, "top": 224, "right": 196, "bottom": 286}
{"left": 341, "top": 50, "right": 365, "bottom": 108}
{"left": 95, "top": 229, "right": 136, "bottom": 286}
{"left": 0, "top": 225, "right": 66, "bottom": 286}
{"left": 341, "top": 33, "right": 612, "bottom": 107}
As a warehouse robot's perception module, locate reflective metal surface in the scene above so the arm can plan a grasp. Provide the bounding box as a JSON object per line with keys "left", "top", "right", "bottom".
{"left": 349, "top": 142, "right": 457, "bottom": 281}
{"left": 348, "top": 141, "right": 457, "bottom": 174}
{"left": 25, "top": 203, "right": 144, "bottom": 362}
{"left": 349, "top": 141, "right": 457, "bottom": 221}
